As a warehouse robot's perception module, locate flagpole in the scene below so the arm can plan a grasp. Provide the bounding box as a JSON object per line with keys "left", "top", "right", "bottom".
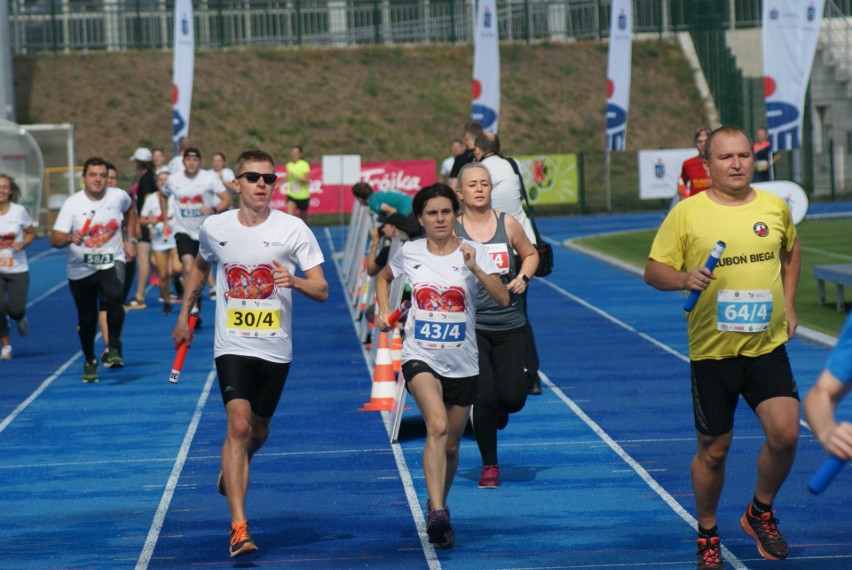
{"left": 605, "top": 148, "right": 612, "bottom": 212}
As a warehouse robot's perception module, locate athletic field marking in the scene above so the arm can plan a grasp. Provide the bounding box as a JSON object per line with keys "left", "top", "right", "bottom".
{"left": 26, "top": 280, "right": 67, "bottom": 308}
{"left": 0, "top": 352, "right": 81, "bottom": 434}
{"left": 540, "top": 370, "right": 747, "bottom": 570}
{"left": 800, "top": 245, "right": 852, "bottom": 262}
{"left": 323, "top": 227, "right": 441, "bottom": 569}
{"left": 136, "top": 366, "right": 217, "bottom": 570}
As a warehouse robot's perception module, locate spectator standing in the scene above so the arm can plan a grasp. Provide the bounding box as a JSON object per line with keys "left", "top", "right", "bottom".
{"left": 752, "top": 127, "right": 779, "bottom": 183}
{"left": 447, "top": 121, "right": 484, "bottom": 188}
{"left": 440, "top": 139, "right": 465, "bottom": 184}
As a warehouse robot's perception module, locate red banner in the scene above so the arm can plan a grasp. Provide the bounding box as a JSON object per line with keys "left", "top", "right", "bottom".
{"left": 270, "top": 159, "right": 437, "bottom": 214}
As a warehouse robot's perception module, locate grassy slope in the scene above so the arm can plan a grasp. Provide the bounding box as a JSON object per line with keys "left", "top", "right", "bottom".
{"left": 13, "top": 40, "right": 704, "bottom": 209}
{"left": 575, "top": 219, "right": 852, "bottom": 336}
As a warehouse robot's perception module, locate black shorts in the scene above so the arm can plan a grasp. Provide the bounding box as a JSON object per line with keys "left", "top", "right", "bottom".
{"left": 215, "top": 354, "right": 291, "bottom": 418}
{"left": 690, "top": 344, "right": 799, "bottom": 436}
{"left": 401, "top": 360, "right": 477, "bottom": 407}
{"left": 175, "top": 233, "right": 199, "bottom": 259}
{"left": 286, "top": 196, "right": 310, "bottom": 211}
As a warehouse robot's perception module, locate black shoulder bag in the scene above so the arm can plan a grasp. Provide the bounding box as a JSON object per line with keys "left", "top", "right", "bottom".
{"left": 507, "top": 157, "right": 553, "bottom": 277}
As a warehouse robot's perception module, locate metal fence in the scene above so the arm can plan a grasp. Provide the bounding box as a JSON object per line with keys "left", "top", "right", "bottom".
{"left": 14, "top": 0, "right": 852, "bottom": 54}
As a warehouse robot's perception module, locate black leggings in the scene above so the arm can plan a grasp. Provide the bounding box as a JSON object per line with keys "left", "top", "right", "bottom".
{"left": 69, "top": 266, "right": 125, "bottom": 360}
{"left": 473, "top": 326, "right": 529, "bottom": 465}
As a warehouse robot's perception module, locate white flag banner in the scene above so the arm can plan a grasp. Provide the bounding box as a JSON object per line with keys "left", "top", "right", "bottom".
{"left": 471, "top": 0, "right": 500, "bottom": 133}
{"left": 172, "top": 0, "right": 195, "bottom": 154}
{"left": 638, "top": 148, "right": 696, "bottom": 199}
{"left": 762, "top": 0, "right": 824, "bottom": 151}
{"left": 605, "top": 0, "right": 632, "bottom": 151}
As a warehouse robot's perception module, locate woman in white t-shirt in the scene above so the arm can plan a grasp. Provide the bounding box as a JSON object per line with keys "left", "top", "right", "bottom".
{"left": 0, "top": 174, "right": 35, "bottom": 360}
{"left": 375, "top": 183, "right": 508, "bottom": 549}
{"left": 140, "top": 172, "right": 179, "bottom": 313}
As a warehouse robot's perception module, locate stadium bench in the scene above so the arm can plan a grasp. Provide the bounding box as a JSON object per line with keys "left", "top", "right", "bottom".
{"left": 813, "top": 264, "right": 852, "bottom": 311}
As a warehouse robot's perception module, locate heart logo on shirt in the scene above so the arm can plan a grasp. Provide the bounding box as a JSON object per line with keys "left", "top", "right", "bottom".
{"left": 414, "top": 285, "right": 466, "bottom": 312}
{"left": 84, "top": 220, "right": 119, "bottom": 248}
{"left": 225, "top": 264, "right": 275, "bottom": 299}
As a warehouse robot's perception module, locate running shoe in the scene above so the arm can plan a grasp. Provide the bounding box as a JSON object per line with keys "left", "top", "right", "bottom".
{"left": 528, "top": 372, "right": 542, "bottom": 395}
{"left": 217, "top": 470, "right": 226, "bottom": 496}
{"left": 125, "top": 298, "right": 146, "bottom": 310}
{"left": 425, "top": 499, "right": 450, "bottom": 519}
{"left": 740, "top": 504, "right": 788, "bottom": 560}
{"left": 696, "top": 535, "right": 723, "bottom": 569}
{"left": 82, "top": 359, "right": 99, "bottom": 383}
{"left": 496, "top": 408, "right": 509, "bottom": 430}
{"left": 103, "top": 348, "right": 125, "bottom": 369}
{"left": 0, "top": 345, "right": 11, "bottom": 360}
{"left": 162, "top": 303, "right": 172, "bottom": 315}
{"left": 229, "top": 521, "right": 258, "bottom": 558}
{"left": 16, "top": 316, "right": 28, "bottom": 337}
{"left": 426, "top": 508, "right": 454, "bottom": 549}
{"left": 478, "top": 464, "right": 500, "bottom": 488}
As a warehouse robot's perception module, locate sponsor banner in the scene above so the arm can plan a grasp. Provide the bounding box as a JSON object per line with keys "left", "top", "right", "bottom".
{"left": 762, "top": 0, "right": 824, "bottom": 150}
{"left": 472, "top": 0, "right": 500, "bottom": 133}
{"left": 172, "top": 0, "right": 194, "bottom": 154}
{"left": 270, "top": 159, "right": 437, "bottom": 215}
{"left": 605, "top": 0, "right": 632, "bottom": 151}
{"left": 638, "top": 148, "right": 695, "bottom": 199}
{"left": 515, "top": 154, "right": 579, "bottom": 205}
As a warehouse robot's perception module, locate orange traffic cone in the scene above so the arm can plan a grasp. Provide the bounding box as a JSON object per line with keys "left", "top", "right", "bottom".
{"left": 360, "top": 330, "right": 396, "bottom": 411}
{"left": 390, "top": 327, "right": 402, "bottom": 374}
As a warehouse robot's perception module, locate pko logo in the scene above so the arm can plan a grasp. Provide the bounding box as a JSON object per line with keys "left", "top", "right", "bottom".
{"left": 484, "top": 6, "right": 492, "bottom": 28}
{"left": 606, "top": 103, "right": 627, "bottom": 151}
{"left": 173, "top": 109, "right": 186, "bottom": 138}
{"left": 618, "top": 10, "right": 627, "bottom": 31}
{"left": 472, "top": 104, "right": 498, "bottom": 132}
{"left": 655, "top": 159, "right": 665, "bottom": 179}
{"left": 766, "top": 101, "right": 800, "bottom": 150}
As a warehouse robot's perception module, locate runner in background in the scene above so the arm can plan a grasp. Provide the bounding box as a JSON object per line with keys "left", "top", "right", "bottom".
{"left": 0, "top": 174, "right": 35, "bottom": 360}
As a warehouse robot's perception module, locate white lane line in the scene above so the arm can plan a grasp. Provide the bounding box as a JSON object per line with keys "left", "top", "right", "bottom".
{"left": 136, "top": 367, "right": 217, "bottom": 570}
{"left": 323, "top": 227, "right": 441, "bottom": 569}
{"left": 535, "top": 278, "right": 749, "bottom": 569}
{"left": 0, "top": 352, "right": 82, "bottom": 434}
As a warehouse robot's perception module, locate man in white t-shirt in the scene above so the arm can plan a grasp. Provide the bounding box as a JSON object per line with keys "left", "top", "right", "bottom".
{"left": 160, "top": 147, "right": 232, "bottom": 322}
{"left": 167, "top": 136, "right": 192, "bottom": 174}
{"left": 473, "top": 132, "right": 535, "bottom": 244}
{"left": 50, "top": 157, "right": 138, "bottom": 382}
{"left": 171, "top": 149, "right": 327, "bottom": 558}
{"left": 439, "top": 139, "right": 464, "bottom": 184}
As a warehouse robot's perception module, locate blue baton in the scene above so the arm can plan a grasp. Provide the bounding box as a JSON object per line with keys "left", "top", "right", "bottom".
{"left": 684, "top": 241, "right": 726, "bottom": 312}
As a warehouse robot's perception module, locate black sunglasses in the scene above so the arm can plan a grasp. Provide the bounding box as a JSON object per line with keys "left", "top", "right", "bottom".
{"left": 237, "top": 172, "right": 277, "bottom": 184}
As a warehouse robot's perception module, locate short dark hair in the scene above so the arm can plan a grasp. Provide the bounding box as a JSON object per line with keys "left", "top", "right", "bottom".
{"left": 693, "top": 127, "right": 712, "bottom": 143}
{"left": 183, "top": 147, "right": 202, "bottom": 159}
{"left": 474, "top": 132, "right": 500, "bottom": 156}
{"left": 82, "top": 157, "right": 109, "bottom": 175}
{"left": 705, "top": 125, "right": 752, "bottom": 161}
{"left": 413, "top": 183, "right": 460, "bottom": 217}
{"left": 235, "top": 149, "right": 275, "bottom": 174}
{"left": 464, "top": 121, "right": 484, "bottom": 138}
{"left": 351, "top": 182, "right": 374, "bottom": 202}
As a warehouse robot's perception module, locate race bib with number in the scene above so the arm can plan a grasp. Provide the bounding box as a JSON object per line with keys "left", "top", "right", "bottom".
{"left": 716, "top": 289, "right": 773, "bottom": 332}
{"left": 84, "top": 249, "right": 115, "bottom": 270}
{"left": 226, "top": 298, "right": 281, "bottom": 337}
{"left": 412, "top": 310, "right": 466, "bottom": 349}
{"left": 179, "top": 207, "right": 203, "bottom": 218}
{"left": 484, "top": 243, "right": 511, "bottom": 275}
{"left": 0, "top": 252, "right": 12, "bottom": 269}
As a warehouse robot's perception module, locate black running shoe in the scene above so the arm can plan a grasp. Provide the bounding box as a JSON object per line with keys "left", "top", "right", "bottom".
{"left": 696, "top": 535, "right": 724, "bottom": 569}
{"left": 740, "top": 504, "right": 788, "bottom": 560}
{"left": 426, "top": 508, "right": 454, "bottom": 549}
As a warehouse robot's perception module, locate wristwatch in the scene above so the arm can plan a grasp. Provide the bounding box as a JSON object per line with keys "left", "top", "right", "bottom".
{"left": 521, "top": 274, "right": 530, "bottom": 283}
{"left": 128, "top": 237, "right": 139, "bottom": 244}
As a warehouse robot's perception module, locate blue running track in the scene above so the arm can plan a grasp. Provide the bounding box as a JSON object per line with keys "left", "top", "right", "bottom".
{"left": 1, "top": 209, "right": 850, "bottom": 569}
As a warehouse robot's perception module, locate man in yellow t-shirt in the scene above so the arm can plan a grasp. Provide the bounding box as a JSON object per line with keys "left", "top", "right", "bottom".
{"left": 284, "top": 145, "right": 310, "bottom": 223}
{"left": 645, "top": 126, "right": 801, "bottom": 569}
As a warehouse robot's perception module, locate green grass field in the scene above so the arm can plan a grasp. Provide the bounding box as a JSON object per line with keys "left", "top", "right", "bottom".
{"left": 573, "top": 219, "right": 852, "bottom": 337}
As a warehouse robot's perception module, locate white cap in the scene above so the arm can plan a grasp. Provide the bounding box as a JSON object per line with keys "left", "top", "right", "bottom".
{"left": 129, "top": 147, "right": 153, "bottom": 162}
